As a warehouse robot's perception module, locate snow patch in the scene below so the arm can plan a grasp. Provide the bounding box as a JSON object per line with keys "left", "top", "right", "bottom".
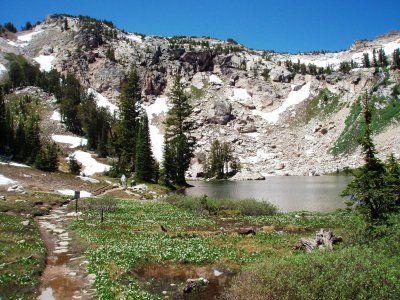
{"left": 252, "top": 82, "right": 311, "bottom": 124}
{"left": 57, "top": 189, "right": 92, "bottom": 198}
{"left": 0, "top": 161, "right": 31, "bottom": 168}
{"left": 50, "top": 110, "right": 61, "bottom": 122}
{"left": 17, "top": 30, "right": 44, "bottom": 42}
{"left": 7, "top": 40, "right": 28, "bottom": 47}
{"left": 77, "top": 176, "right": 100, "bottom": 184}
{"left": 244, "top": 132, "right": 260, "bottom": 138}
{"left": 87, "top": 88, "right": 117, "bottom": 114}
{"left": 143, "top": 96, "right": 169, "bottom": 161}
{"left": 290, "top": 54, "right": 341, "bottom": 69}
{"left": 209, "top": 74, "right": 222, "bottom": 85}
{"left": 34, "top": 55, "right": 54, "bottom": 72}
{"left": 0, "top": 63, "right": 7, "bottom": 75}
{"left": 127, "top": 33, "right": 143, "bottom": 43}
{"left": 0, "top": 174, "right": 16, "bottom": 186}
{"left": 51, "top": 135, "right": 88, "bottom": 148}
{"left": 70, "top": 150, "right": 110, "bottom": 176}
{"left": 230, "top": 88, "right": 251, "bottom": 101}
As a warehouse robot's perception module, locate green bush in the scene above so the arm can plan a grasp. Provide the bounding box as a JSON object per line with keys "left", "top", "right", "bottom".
{"left": 223, "top": 214, "right": 400, "bottom": 300}
{"left": 165, "top": 194, "right": 277, "bottom": 216}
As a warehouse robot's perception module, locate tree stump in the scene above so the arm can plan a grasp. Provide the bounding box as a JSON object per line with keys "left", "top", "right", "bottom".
{"left": 295, "top": 229, "right": 342, "bottom": 252}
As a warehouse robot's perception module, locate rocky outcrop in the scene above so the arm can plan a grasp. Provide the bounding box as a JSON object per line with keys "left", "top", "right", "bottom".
{"left": 2, "top": 15, "right": 400, "bottom": 178}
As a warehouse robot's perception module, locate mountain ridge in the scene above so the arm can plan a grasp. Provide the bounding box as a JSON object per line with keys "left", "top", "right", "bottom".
{"left": 1, "top": 14, "right": 399, "bottom": 178}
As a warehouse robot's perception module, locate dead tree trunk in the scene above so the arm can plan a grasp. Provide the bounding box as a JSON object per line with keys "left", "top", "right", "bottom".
{"left": 295, "top": 229, "right": 342, "bottom": 252}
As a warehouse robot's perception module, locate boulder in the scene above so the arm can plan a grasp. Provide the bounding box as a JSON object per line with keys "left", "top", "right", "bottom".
{"left": 206, "top": 99, "right": 233, "bottom": 125}
{"left": 7, "top": 185, "right": 24, "bottom": 193}
{"left": 270, "top": 67, "right": 293, "bottom": 83}
{"left": 229, "top": 170, "right": 265, "bottom": 181}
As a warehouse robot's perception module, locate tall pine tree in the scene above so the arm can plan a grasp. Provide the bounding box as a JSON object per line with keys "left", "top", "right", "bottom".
{"left": 135, "top": 114, "right": 155, "bottom": 182}
{"left": 163, "top": 72, "right": 196, "bottom": 186}
{"left": 115, "top": 66, "right": 141, "bottom": 172}
{"left": 341, "top": 93, "right": 390, "bottom": 225}
{"left": 0, "top": 87, "right": 6, "bottom": 154}
{"left": 392, "top": 48, "right": 400, "bottom": 69}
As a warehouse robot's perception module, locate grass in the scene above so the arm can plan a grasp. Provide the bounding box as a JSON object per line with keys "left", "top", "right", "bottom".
{"left": 0, "top": 192, "right": 70, "bottom": 216}
{"left": 330, "top": 95, "right": 400, "bottom": 155}
{"left": 0, "top": 213, "right": 45, "bottom": 299}
{"left": 165, "top": 194, "right": 278, "bottom": 216}
{"left": 223, "top": 213, "right": 400, "bottom": 300}
{"left": 293, "top": 89, "right": 343, "bottom": 125}
{"left": 0, "top": 191, "right": 70, "bottom": 299}
{"left": 70, "top": 196, "right": 351, "bottom": 299}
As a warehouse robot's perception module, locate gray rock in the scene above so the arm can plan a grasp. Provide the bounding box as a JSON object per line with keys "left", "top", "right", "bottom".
{"left": 206, "top": 100, "right": 233, "bottom": 125}
{"left": 21, "top": 220, "right": 30, "bottom": 226}
{"left": 7, "top": 185, "right": 24, "bottom": 193}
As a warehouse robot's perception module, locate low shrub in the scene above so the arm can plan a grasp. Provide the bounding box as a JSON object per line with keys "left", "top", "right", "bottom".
{"left": 165, "top": 194, "right": 278, "bottom": 216}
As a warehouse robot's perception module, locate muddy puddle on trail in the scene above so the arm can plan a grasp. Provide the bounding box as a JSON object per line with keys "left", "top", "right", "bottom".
{"left": 37, "top": 205, "right": 94, "bottom": 300}
{"left": 134, "top": 263, "right": 234, "bottom": 299}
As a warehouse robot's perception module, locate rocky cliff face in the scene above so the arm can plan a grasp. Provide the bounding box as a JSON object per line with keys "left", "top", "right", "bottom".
{"left": 1, "top": 15, "right": 399, "bottom": 177}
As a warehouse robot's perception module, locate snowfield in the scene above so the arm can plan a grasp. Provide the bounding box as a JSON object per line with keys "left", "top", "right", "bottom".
{"left": 51, "top": 135, "right": 88, "bottom": 148}
{"left": 352, "top": 39, "right": 400, "bottom": 64}
{"left": 0, "top": 174, "right": 16, "bottom": 186}
{"left": 0, "top": 63, "right": 7, "bottom": 75}
{"left": 230, "top": 88, "right": 251, "bottom": 101}
{"left": 50, "top": 110, "right": 61, "bottom": 122}
{"left": 209, "top": 74, "right": 223, "bottom": 85}
{"left": 252, "top": 82, "right": 311, "bottom": 124}
{"left": 290, "top": 54, "right": 341, "bottom": 69}
{"left": 127, "top": 33, "right": 143, "bottom": 43}
{"left": 56, "top": 189, "right": 92, "bottom": 198}
{"left": 0, "top": 161, "right": 30, "bottom": 168}
{"left": 87, "top": 88, "right": 118, "bottom": 114}
{"left": 34, "top": 55, "right": 54, "bottom": 72}
{"left": 70, "top": 150, "right": 110, "bottom": 176}
{"left": 143, "top": 96, "right": 169, "bottom": 161}
{"left": 17, "top": 30, "right": 44, "bottom": 42}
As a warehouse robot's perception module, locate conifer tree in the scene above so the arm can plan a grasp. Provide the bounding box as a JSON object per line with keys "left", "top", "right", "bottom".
{"left": 385, "top": 153, "right": 400, "bottom": 208}
{"left": 25, "top": 117, "right": 41, "bottom": 164}
{"left": 135, "top": 114, "right": 155, "bottom": 182}
{"left": 362, "top": 53, "right": 371, "bottom": 68}
{"left": 341, "top": 93, "right": 390, "bottom": 225}
{"left": 115, "top": 66, "right": 141, "bottom": 172}
{"left": 378, "top": 48, "right": 388, "bottom": 67}
{"left": 163, "top": 73, "right": 196, "bottom": 186}
{"left": 0, "top": 87, "right": 6, "bottom": 154}
{"left": 392, "top": 48, "right": 400, "bottom": 69}
{"left": 35, "top": 143, "right": 59, "bottom": 172}
{"left": 372, "top": 49, "right": 378, "bottom": 67}
{"left": 68, "top": 154, "right": 81, "bottom": 175}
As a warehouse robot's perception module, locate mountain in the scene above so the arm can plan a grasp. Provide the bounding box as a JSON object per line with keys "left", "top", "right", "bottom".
{"left": 1, "top": 14, "right": 400, "bottom": 178}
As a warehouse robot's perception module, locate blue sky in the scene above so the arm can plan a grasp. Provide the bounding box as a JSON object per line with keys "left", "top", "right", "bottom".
{"left": 1, "top": 0, "right": 399, "bottom": 53}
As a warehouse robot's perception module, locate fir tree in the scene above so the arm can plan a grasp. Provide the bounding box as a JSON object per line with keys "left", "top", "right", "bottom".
{"left": 378, "top": 48, "right": 388, "bottom": 67}
{"left": 135, "top": 114, "right": 155, "bottom": 182}
{"left": 372, "top": 49, "right": 378, "bottom": 67}
{"left": 0, "top": 87, "right": 6, "bottom": 154}
{"left": 385, "top": 153, "right": 400, "bottom": 208}
{"left": 115, "top": 66, "right": 141, "bottom": 172}
{"left": 392, "top": 48, "right": 400, "bottom": 69}
{"left": 341, "top": 93, "right": 390, "bottom": 225}
{"left": 163, "top": 72, "right": 196, "bottom": 186}
{"left": 35, "top": 143, "right": 59, "bottom": 172}
{"left": 68, "top": 154, "right": 81, "bottom": 175}
{"left": 362, "top": 53, "right": 371, "bottom": 68}
{"left": 24, "top": 117, "right": 41, "bottom": 164}
{"left": 60, "top": 74, "right": 83, "bottom": 134}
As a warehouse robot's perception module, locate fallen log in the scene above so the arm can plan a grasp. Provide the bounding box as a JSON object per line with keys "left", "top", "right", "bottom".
{"left": 295, "top": 229, "right": 342, "bottom": 252}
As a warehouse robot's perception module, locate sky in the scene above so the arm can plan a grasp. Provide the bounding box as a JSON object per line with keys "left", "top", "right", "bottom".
{"left": 1, "top": 0, "right": 399, "bottom": 53}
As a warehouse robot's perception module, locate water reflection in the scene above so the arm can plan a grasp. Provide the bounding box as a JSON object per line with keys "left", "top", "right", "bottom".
{"left": 184, "top": 176, "right": 352, "bottom": 212}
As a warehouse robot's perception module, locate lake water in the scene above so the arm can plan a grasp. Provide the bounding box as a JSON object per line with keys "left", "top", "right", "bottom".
{"left": 184, "top": 176, "right": 353, "bottom": 213}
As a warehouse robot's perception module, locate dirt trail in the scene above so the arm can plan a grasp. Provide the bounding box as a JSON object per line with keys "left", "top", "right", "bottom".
{"left": 37, "top": 204, "right": 95, "bottom": 300}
